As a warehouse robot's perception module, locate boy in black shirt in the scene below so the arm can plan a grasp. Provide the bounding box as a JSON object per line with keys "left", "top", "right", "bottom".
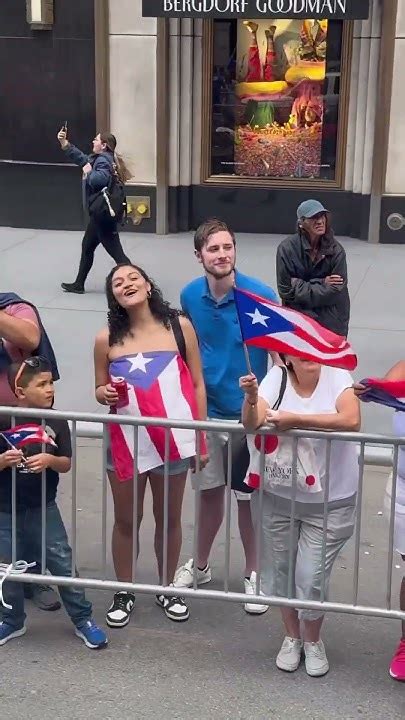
{"left": 0, "top": 357, "right": 107, "bottom": 649}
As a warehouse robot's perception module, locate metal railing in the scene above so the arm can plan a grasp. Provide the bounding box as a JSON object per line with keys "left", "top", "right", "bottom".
{"left": 0, "top": 405, "right": 404, "bottom": 621}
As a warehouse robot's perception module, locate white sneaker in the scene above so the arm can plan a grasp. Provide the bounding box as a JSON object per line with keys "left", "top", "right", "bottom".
{"left": 155, "top": 585, "right": 190, "bottom": 622}
{"left": 276, "top": 637, "right": 303, "bottom": 672}
{"left": 174, "top": 559, "right": 212, "bottom": 588}
{"left": 244, "top": 572, "right": 269, "bottom": 615}
{"left": 304, "top": 640, "right": 329, "bottom": 677}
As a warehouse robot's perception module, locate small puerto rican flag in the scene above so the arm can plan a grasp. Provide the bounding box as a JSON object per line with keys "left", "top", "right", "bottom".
{"left": 0, "top": 424, "right": 56, "bottom": 449}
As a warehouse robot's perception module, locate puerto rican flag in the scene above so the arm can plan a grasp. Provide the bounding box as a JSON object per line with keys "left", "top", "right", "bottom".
{"left": 109, "top": 352, "right": 202, "bottom": 481}
{"left": 0, "top": 424, "right": 56, "bottom": 449}
{"left": 234, "top": 287, "right": 357, "bottom": 371}
{"left": 358, "top": 378, "right": 405, "bottom": 411}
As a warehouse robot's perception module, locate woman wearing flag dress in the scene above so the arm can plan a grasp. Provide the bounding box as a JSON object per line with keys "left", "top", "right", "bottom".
{"left": 240, "top": 355, "right": 360, "bottom": 678}
{"left": 354, "top": 362, "right": 405, "bottom": 682}
{"left": 94, "top": 263, "right": 207, "bottom": 627}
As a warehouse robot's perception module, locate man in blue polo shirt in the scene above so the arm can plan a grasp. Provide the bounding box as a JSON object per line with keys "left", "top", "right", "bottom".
{"left": 174, "top": 218, "right": 278, "bottom": 613}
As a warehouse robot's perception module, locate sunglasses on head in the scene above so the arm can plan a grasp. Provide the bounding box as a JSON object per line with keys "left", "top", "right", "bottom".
{"left": 14, "top": 355, "right": 51, "bottom": 394}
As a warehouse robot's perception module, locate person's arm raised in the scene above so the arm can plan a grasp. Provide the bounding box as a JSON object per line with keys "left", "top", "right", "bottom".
{"left": 240, "top": 374, "right": 270, "bottom": 432}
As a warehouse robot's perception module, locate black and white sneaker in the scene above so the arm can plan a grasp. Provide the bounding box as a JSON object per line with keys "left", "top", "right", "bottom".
{"left": 156, "top": 587, "right": 189, "bottom": 622}
{"left": 106, "top": 591, "right": 135, "bottom": 628}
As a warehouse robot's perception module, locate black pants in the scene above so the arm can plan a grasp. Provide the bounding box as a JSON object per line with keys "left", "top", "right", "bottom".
{"left": 75, "top": 217, "right": 130, "bottom": 287}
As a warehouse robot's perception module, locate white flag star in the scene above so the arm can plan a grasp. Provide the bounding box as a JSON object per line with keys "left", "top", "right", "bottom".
{"left": 127, "top": 353, "right": 154, "bottom": 373}
{"left": 246, "top": 308, "right": 270, "bottom": 327}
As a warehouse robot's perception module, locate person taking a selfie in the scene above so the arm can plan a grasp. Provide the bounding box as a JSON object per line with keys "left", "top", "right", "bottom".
{"left": 57, "top": 126, "right": 131, "bottom": 294}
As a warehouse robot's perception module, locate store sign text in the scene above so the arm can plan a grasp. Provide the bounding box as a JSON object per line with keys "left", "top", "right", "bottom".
{"left": 142, "top": 0, "right": 370, "bottom": 19}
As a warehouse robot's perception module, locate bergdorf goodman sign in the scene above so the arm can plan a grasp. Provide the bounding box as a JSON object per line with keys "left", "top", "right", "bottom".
{"left": 142, "top": 0, "right": 370, "bottom": 19}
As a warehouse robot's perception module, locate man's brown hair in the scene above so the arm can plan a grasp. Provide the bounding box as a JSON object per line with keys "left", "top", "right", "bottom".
{"left": 193, "top": 218, "right": 236, "bottom": 252}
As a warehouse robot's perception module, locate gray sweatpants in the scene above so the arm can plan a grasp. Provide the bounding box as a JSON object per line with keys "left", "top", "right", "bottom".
{"left": 252, "top": 491, "right": 356, "bottom": 621}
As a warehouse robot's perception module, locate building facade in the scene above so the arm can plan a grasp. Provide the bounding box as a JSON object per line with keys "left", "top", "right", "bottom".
{"left": 1, "top": 0, "right": 404, "bottom": 242}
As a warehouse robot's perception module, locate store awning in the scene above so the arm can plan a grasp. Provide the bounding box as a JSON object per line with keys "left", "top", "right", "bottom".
{"left": 142, "top": 0, "right": 370, "bottom": 20}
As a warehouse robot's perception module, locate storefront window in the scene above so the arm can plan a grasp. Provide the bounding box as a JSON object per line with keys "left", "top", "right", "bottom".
{"left": 209, "top": 18, "right": 345, "bottom": 181}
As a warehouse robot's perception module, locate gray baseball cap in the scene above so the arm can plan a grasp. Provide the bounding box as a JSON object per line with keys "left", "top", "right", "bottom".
{"left": 297, "top": 199, "right": 329, "bottom": 219}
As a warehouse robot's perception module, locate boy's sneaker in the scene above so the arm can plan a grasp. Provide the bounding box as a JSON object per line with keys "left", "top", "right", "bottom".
{"left": 106, "top": 591, "right": 135, "bottom": 628}
{"left": 25, "top": 584, "right": 61, "bottom": 611}
{"left": 174, "top": 559, "right": 211, "bottom": 588}
{"left": 389, "top": 638, "right": 405, "bottom": 681}
{"left": 75, "top": 620, "right": 108, "bottom": 649}
{"left": 0, "top": 622, "right": 26, "bottom": 646}
{"left": 244, "top": 572, "right": 269, "bottom": 615}
{"left": 304, "top": 640, "right": 329, "bottom": 677}
{"left": 156, "top": 587, "right": 190, "bottom": 622}
{"left": 276, "top": 637, "right": 303, "bottom": 672}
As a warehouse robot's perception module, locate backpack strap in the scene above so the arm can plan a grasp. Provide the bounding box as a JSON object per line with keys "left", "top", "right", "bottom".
{"left": 171, "top": 315, "right": 187, "bottom": 364}
{"left": 272, "top": 366, "right": 288, "bottom": 410}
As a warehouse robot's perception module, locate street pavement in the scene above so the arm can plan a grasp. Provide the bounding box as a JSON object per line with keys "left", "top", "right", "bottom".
{"left": 1, "top": 227, "right": 405, "bottom": 718}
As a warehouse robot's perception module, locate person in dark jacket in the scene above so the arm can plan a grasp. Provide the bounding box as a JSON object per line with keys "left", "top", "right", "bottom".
{"left": 57, "top": 128, "right": 131, "bottom": 294}
{"left": 276, "top": 199, "right": 350, "bottom": 337}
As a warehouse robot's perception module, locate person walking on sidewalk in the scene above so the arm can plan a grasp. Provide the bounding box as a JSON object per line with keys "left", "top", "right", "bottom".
{"left": 0, "top": 292, "right": 61, "bottom": 612}
{"left": 174, "top": 218, "right": 278, "bottom": 613}
{"left": 57, "top": 127, "right": 131, "bottom": 294}
{"left": 276, "top": 200, "right": 350, "bottom": 337}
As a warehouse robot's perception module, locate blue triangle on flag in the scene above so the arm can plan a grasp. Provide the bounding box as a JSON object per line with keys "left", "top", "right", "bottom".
{"left": 110, "top": 351, "right": 177, "bottom": 391}
{"left": 235, "top": 289, "right": 295, "bottom": 341}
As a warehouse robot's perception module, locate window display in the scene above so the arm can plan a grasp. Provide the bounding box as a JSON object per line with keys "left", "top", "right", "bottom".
{"left": 209, "top": 18, "right": 347, "bottom": 181}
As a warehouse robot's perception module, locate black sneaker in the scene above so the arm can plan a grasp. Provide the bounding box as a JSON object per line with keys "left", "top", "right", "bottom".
{"left": 61, "top": 282, "right": 85, "bottom": 294}
{"left": 156, "top": 589, "right": 190, "bottom": 622}
{"left": 106, "top": 591, "right": 135, "bottom": 628}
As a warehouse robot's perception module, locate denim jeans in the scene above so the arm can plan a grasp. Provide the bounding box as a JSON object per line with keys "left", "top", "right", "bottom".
{"left": 0, "top": 502, "right": 92, "bottom": 629}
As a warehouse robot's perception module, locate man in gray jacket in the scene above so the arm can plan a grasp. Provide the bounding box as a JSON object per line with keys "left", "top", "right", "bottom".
{"left": 276, "top": 199, "right": 350, "bottom": 337}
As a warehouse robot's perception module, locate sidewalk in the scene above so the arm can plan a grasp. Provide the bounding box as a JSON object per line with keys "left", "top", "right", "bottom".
{"left": 1, "top": 226, "right": 405, "bottom": 434}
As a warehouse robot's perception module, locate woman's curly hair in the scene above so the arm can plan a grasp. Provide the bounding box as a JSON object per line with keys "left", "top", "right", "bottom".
{"left": 106, "top": 263, "right": 181, "bottom": 346}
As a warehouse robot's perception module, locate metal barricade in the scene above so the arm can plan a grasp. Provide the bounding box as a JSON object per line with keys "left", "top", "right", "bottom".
{"left": 0, "top": 405, "right": 404, "bottom": 622}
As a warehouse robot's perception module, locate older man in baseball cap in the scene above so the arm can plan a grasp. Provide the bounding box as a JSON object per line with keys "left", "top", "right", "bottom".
{"left": 276, "top": 199, "right": 350, "bottom": 337}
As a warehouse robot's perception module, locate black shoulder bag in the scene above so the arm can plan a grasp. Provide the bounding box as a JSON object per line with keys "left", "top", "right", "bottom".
{"left": 170, "top": 315, "right": 187, "bottom": 364}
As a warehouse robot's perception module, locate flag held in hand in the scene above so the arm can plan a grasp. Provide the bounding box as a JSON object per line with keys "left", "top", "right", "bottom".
{"left": 234, "top": 287, "right": 357, "bottom": 371}
{"left": 358, "top": 378, "right": 405, "bottom": 411}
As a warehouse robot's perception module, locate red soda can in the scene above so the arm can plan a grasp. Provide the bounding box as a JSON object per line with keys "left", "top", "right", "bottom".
{"left": 111, "top": 377, "right": 129, "bottom": 408}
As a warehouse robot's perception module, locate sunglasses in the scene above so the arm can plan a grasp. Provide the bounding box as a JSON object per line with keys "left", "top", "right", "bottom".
{"left": 14, "top": 355, "right": 51, "bottom": 394}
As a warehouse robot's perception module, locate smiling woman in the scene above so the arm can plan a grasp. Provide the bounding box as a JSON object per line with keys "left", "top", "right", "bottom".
{"left": 93, "top": 262, "right": 207, "bottom": 628}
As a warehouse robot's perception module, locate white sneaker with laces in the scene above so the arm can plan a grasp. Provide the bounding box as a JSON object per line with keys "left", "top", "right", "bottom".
{"left": 174, "top": 559, "right": 212, "bottom": 588}
{"left": 244, "top": 572, "right": 269, "bottom": 615}
{"left": 276, "top": 637, "right": 303, "bottom": 672}
{"left": 304, "top": 640, "right": 329, "bottom": 677}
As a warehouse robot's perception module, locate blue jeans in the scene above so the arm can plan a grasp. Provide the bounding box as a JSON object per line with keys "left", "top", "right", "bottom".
{"left": 0, "top": 502, "right": 92, "bottom": 629}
